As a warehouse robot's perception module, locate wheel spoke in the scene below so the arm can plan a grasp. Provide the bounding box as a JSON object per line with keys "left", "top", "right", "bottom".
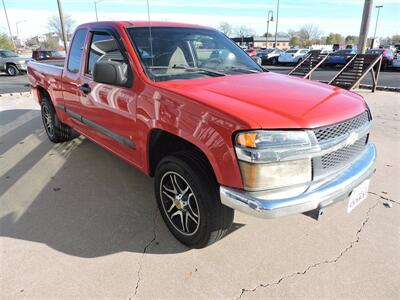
{"left": 186, "top": 211, "right": 198, "bottom": 225}
{"left": 187, "top": 193, "right": 198, "bottom": 217}
{"left": 173, "top": 174, "right": 184, "bottom": 193}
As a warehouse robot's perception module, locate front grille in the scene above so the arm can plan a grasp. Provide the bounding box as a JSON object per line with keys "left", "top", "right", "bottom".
{"left": 321, "top": 136, "right": 368, "bottom": 170}
{"left": 314, "top": 111, "right": 369, "bottom": 142}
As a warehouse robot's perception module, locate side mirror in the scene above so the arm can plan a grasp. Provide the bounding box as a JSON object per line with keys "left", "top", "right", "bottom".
{"left": 93, "top": 61, "right": 129, "bottom": 86}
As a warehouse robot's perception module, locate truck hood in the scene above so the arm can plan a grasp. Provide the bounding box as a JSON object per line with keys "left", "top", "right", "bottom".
{"left": 157, "top": 72, "right": 367, "bottom": 129}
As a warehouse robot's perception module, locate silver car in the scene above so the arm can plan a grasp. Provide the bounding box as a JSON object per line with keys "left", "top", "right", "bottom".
{"left": 0, "top": 49, "right": 30, "bottom": 76}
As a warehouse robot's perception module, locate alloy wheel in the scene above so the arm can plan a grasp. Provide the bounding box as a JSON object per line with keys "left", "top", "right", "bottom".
{"left": 42, "top": 105, "right": 54, "bottom": 137}
{"left": 160, "top": 171, "right": 200, "bottom": 236}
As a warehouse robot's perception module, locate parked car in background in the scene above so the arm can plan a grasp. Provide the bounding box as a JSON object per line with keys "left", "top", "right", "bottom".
{"left": 324, "top": 49, "right": 356, "bottom": 67}
{"left": 0, "top": 49, "right": 30, "bottom": 76}
{"left": 32, "top": 50, "right": 65, "bottom": 61}
{"left": 392, "top": 53, "right": 400, "bottom": 69}
{"left": 278, "top": 48, "right": 309, "bottom": 65}
{"left": 27, "top": 21, "right": 376, "bottom": 248}
{"left": 257, "top": 48, "right": 285, "bottom": 65}
{"left": 366, "top": 48, "right": 395, "bottom": 70}
{"left": 245, "top": 48, "right": 262, "bottom": 65}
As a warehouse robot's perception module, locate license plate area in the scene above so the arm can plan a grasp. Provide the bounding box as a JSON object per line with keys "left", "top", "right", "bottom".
{"left": 347, "top": 179, "right": 370, "bottom": 213}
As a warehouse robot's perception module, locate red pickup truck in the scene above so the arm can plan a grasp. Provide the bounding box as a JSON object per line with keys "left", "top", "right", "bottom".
{"left": 28, "top": 21, "right": 376, "bottom": 248}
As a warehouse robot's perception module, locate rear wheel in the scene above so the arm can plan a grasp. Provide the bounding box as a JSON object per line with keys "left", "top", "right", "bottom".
{"left": 41, "top": 97, "right": 79, "bottom": 143}
{"left": 155, "top": 151, "right": 234, "bottom": 248}
{"left": 6, "top": 64, "right": 19, "bottom": 76}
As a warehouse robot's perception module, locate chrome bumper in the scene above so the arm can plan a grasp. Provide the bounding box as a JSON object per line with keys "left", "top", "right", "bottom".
{"left": 220, "top": 143, "right": 377, "bottom": 219}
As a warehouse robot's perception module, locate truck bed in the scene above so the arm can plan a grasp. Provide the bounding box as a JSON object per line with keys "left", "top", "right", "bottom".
{"left": 27, "top": 61, "right": 64, "bottom": 90}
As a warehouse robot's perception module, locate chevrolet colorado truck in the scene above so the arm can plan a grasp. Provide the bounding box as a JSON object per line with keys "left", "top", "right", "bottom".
{"left": 28, "top": 21, "right": 376, "bottom": 248}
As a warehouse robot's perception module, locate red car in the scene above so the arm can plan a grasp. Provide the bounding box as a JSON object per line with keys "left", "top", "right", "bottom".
{"left": 27, "top": 21, "right": 376, "bottom": 248}
{"left": 32, "top": 50, "right": 65, "bottom": 61}
{"left": 366, "top": 48, "right": 395, "bottom": 69}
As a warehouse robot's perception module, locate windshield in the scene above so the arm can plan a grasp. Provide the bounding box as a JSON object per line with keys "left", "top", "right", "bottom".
{"left": 366, "top": 49, "right": 383, "bottom": 54}
{"left": 127, "top": 26, "right": 263, "bottom": 82}
{"left": 49, "top": 50, "right": 64, "bottom": 57}
{"left": 0, "top": 50, "right": 18, "bottom": 58}
{"left": 334, "top": 50, "right": 351, "bottom": 54}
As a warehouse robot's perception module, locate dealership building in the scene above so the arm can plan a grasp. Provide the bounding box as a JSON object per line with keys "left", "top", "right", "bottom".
{"left": 232, "top": 35, "right": 290, "bottom": 49}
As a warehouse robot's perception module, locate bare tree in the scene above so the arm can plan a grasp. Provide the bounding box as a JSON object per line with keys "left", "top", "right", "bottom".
{"left": 234, "top": 25, "right": 256, "bottom": 37}
{"left": 298, "top": 24, "right": 322, "bottom": 41}
{"left": 218, "top": 22, "right": 233, "bottom": 36}
{"left": 47, "top": 14, "right": 76, "bottom": 41}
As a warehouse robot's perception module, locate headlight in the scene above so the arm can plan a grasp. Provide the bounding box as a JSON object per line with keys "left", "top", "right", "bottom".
{"left": 238, "top": 159, "right": 311, "bottom": 191}
{"left": 235, "top": 131, "right": 313, "bottom": 191}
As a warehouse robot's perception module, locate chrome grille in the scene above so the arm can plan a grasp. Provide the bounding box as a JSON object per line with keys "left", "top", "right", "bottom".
{"left": 314, "top": 111, "right": 369, "bottom": 142}
{"left": 321, "top": 136, "right": 368, "bottom": 169}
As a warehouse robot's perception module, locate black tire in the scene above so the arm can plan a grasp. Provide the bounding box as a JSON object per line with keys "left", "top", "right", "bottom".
{"left": 6, "top": 64, "right": 19, "bottom": 76}
{"left": 381, "top": 61, "right": 388, "bottom": 70}
{"left": 154, "top": 151, "right": 234, "bottom": 248}
{"left": 40, "top": 97, "right": 79, "bottom": 143}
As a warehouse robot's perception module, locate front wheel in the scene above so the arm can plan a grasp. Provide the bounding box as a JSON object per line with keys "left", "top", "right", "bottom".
{"left": 154, "top": 152, "right": 234, "bottom": 248}
{"left": 6, "top": 64, "right": 19, "bottom": 76}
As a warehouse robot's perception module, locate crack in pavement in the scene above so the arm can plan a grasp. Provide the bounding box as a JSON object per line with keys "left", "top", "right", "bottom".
{"left": 237, "top": 201, "right": 380, "bottom": 299}
{"left": 368, "top": 191, "right": 400, "bottom": 205}
{"left": 129, "top": 210, "right": 158, "bottom": 299}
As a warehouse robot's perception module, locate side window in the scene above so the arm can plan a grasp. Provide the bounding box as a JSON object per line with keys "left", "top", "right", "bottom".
{"left": 67, "top": 29, "right": 88, "bottom": 73}
{"left": 87, "top": 32, "right": 127, "bottom": 76}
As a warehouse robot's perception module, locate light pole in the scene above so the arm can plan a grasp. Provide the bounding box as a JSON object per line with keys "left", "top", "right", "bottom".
{"left": 266, "top": 10, "right": 274, "bottom": 48}
{"left": 56, "top": 0, "right": 68, "bottom": 53}
{"left": 371, "top": 5, "right": 383, "bottom": 48}
{"left": 357, "top": 0, "right": 373, "bottom": 54}
{"left": 274, "top": 0, "right": 280, "bottom": 48}
{"left": 94, "top": 0, "right": 104, "bottom": 21}
{"left": 16, "top": 20, "right": 27, "bottom": 37}
{"left": 1, "top": 0, "right": 16, "bottom": 48}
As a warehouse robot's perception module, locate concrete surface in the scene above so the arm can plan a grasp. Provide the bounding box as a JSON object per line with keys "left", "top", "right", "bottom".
{"left": 0, "top": 91, "right": 399, "bottom": 299}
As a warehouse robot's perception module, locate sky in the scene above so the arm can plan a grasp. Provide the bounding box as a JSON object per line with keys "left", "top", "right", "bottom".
{"left": 1, "top": 0, "right": 399, "bottom": 39}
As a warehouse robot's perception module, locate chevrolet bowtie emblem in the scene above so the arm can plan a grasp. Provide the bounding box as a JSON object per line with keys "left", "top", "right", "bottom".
{"left": 346, "top": 132, "right": 359, "bottom": 146}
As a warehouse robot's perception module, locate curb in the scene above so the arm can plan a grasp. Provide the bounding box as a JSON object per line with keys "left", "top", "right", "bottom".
{"left": 0, "top": 91, "right": 32, "bottom": 98}
{"left": 358, "top": 84, "right": 400, "bottom": 92}
{"left": 318, "top": 81, "right": 399, "bottom": 92}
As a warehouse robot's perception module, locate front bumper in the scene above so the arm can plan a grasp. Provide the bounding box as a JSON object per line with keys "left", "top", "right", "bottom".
{"left": 17, "top": 64, "right": 27, "bottom": 71}
{"left": 220, "top": 143, "right": 376, "bottom": 219}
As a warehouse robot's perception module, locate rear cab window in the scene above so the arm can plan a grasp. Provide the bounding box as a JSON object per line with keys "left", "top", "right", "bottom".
{"left": 67, "top": 29, "right": 88, "bottom": 73}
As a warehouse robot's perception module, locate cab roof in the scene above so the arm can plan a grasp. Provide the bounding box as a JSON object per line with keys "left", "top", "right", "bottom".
{"left": 78, "top": 21, "right": 214, "bottom": 30}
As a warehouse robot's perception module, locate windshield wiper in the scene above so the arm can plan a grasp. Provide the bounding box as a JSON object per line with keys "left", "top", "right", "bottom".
{"left": 147, "top": 65, "right": 226, "bottom": 77}
{"left": 224, "top": 67, "right": 262, "bottom": 74}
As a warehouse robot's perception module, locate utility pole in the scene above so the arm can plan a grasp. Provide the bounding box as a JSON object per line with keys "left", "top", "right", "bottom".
{"left": 56, "top": 0, "right": 68, "bottom": 53}
{"left": 94, "top": 0, "right": 104, "bottom": 22}
{"left": 1, "top": 0, "right": 16, "bottom": 48}
{"left": 357, "top": 0, "right": 373, "bottom": 54}
{"left": 371, "top": 5, "right": 383, "bottom": 48}
{"left": 266, "top": 10, "right": 274, "bottom": 48}
{"left": 274, "top": 0, "right": 280, "bottom": 48}
{"left": 16, "top": 20, "right": 27, "bottom": 37}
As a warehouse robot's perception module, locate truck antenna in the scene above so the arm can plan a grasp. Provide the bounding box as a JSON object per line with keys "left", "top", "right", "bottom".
{"left": 146, "top": 0, "right": 154, "bottom": 66}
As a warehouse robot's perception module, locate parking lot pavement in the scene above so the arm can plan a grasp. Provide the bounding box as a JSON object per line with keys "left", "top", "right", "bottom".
{"left": 1, "top": 92, "right": 399, "bottom": 299}
{"left": 0, "top": 74, "right": 30, "bottom": 94}
{"left": 266, "top": 65, "right": 400, "bottom": 88}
